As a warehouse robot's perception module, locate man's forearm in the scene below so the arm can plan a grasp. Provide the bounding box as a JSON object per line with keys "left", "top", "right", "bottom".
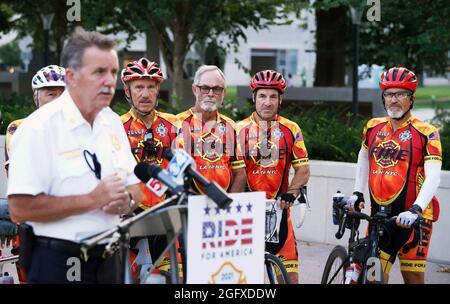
{"left": 229, "top": 168, "right": 247, "bottom": 193}
{"left": 8, "top": 193, "right": 95, "bottom": 224}
{"left": 287, "top": 165, "right": 310, "bottom": 196}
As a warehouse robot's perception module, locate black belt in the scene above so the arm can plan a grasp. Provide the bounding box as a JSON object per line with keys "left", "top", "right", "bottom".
{"left": 34, "top": 236, "right": 111, "bottom": 260}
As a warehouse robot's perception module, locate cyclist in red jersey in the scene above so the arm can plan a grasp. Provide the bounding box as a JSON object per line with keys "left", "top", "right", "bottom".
{"left": 177, "top": 65, "right": 246, "bottom": 193}
{"left": 120, "top": 57, "right": 181, "bottom": 209}
{"left": 351, "top": 67, "right": 442, "bottom": 284}
{"left": 236, "top": 70, "right": 310, "bottom": 284}
{"left": 120, "top": 58, "right": 182, "bottom": 278}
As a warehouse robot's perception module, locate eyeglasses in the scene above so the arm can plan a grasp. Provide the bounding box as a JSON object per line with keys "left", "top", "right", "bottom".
{"left": 83, "top": 150, "right": 102, "bottom": 180}
{"left": 196, "top": 85, "right": 224, "bottom": 95}
{"left": 382, "top": 91, "right": 412, "bottom": 100}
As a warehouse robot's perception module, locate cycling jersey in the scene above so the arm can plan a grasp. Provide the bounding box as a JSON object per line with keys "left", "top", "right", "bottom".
{"left": 235, "top": 112, "right": 309, "bottom": 271}
{"left": 362, "top": 116, "right": 442, "bottom": 221}
{"left": 176, "top": 109, "right": 244, "bottom": 193}
{"left": 236, "top": 113, "right": 309, "bottom": 198}
{"left": 121, "top": 110, "right": 181, "bottom": 208}
{"left": 4, "top": 119, "right": 24, "bottom": 173}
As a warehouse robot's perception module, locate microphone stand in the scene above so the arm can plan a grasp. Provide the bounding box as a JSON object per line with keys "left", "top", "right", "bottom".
{"left": 80, "top": 195, "right": 179, "bottom": 284}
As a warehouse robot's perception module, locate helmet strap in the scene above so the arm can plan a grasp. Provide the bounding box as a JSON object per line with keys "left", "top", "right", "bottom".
{"left": 34, "top": 90, "right": 40, "bottom": 109}
{"left": 126, "top": 84, "right": 153, "bottom": 117}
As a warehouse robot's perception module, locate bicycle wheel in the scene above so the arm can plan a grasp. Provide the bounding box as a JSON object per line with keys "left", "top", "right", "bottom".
{"left": 264, "top": 253, "right": 290, "bottom": 284}
{"left": 321, "top": 245, "right": 349, "bottom": 284}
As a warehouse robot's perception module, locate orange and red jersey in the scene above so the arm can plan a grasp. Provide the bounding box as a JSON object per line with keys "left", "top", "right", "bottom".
{"left": 235, "top": 113, "right": 309, "bottom": 199}
{"left": 176, "top": 109, "right": 244, "bottom": 193}
{"left": 121, "top": 110, "right": 181, "bottom": 208}
{"left": 362, "top": 116, "right": 442, "bottom": 221}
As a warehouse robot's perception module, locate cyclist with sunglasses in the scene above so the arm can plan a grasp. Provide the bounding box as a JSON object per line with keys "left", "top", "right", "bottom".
{"left": 351, "top": 67, "right": 442, "bottom": 283}
{"left": 177, "top": 65, "right": 247, "bottom": 194}
{"left": 235, "top": 70, "right": 310, "bottom": 284}
{"left": 5, "top": 65, "right": 66, "bottom": 175}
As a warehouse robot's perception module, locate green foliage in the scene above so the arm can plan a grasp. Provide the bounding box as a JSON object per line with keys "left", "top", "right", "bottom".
{"left": 0, "top": 40, "right": 22, "bottom": 69}
{"left": 431, "top": 107, "right": 450, "bottom": 170}
{"left": 0, "top": 93, "right": 34, "bottom": 133}
{"left": 280, "top": 102, "right": 367, "bottom": 162}
{"left": 415, "top": 86, "right": 450, "bottom": 101}
{"left": 358, "top": 0, "right": 450, "bottom": 75}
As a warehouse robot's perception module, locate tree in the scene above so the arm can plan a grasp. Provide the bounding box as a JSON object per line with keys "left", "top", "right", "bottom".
{"left": 313, "top": 0, "right": 450, "bottom": 86}
{"left": 359, "top": 0, "right": 450, "bottom": 82}
{"left": 0, "top": 0, "right": 76, "bottom": 68}
{"left": 81, "top": 0, "right": 305, "bottom": 104}
{"left": 0, "top": 40, "right": 22, "bottom": 69}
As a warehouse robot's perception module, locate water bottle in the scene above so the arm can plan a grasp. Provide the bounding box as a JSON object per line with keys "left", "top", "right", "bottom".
{"left": 0, "top": 273, "right": 14, "bottom": 284}
{"left": 344, "top": 264, "right": 354, "bottom": 284}
{"left": 143, "top": 268, "right": 166, "bottom": 284}
{"left": 332, "top": 191, "right": 344, "bottom": 225}
{"left": 350, "top": 263, "right": 362, "bottom": 284}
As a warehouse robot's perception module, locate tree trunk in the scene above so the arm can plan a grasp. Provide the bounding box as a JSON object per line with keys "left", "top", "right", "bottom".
{"left": 170, "top": 26, "right": 189, "bottom": 106}
{"left": 314, "top": 6, "right": 349, "bottom": 87}
{"left": 145, "top": 27, "right": 160, "bottom": 64}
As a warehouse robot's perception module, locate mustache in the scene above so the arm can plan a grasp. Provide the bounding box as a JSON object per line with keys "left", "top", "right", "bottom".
{"left": 98, "top": 87, "right": 115, "bottom": 95}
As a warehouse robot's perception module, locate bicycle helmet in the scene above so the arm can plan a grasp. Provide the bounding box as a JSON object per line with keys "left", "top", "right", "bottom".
{"left": 31, "top": 65, "right": 66, "bottom": 90}
{"left": 250, "top": 70, "right": 287, "bottom": 93}
{"left": 379, "top": 67, "right": 417, "bottom": 92}
{"left": 121, "top": 57, "right": 164, "bottom": 86}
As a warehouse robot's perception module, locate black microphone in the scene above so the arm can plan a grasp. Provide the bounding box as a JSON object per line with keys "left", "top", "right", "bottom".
{"left": 134, "top": 162, "right": 184, "bottom": 196}
{"left": 162, "top": 149, "right": 233, "bottom": 209}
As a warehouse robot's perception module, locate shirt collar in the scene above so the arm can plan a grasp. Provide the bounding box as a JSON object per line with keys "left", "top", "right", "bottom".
{"left": 62, "top": 90, "right": 111, "bottom": 130}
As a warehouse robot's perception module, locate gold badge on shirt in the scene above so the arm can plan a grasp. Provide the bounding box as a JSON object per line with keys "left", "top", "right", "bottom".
{"left": 111, "top": 134, "right": 121, "bottom": 151}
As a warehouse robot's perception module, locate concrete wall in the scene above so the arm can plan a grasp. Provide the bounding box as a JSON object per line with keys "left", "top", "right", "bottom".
{"left": 237, "top": 86, "right": 385, "bottom": 117}
{"left": 297, "top": 160, "right": 450, "bottom": 264}
{"left": 1, "top": 136, "right": 448, "bottom": 263}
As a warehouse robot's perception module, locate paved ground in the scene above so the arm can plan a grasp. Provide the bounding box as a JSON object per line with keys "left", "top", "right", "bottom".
{"left": 297, "top": 240, "right": 450, "bottom": 284}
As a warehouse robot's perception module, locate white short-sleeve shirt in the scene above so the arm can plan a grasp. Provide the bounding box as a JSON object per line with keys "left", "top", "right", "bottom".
{"left": 7, "top": 90, "right": 140, "bottom": 241}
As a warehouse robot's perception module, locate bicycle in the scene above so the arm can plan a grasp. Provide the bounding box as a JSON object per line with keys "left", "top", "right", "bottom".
{"left": 321, "top": 193, "right": 424, "bottom": 284}
{"left": 264, "top": 199, "right": 290, "bottom": 284}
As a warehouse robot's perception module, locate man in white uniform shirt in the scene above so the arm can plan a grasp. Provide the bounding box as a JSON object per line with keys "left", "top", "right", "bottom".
{"left": 7, "top": 27, "right": 142, "bottom": 283}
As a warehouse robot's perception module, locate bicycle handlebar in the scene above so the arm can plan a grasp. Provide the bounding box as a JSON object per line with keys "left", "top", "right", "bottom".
{"left": 334, "top": 203, "right": 424, "bottom": 246}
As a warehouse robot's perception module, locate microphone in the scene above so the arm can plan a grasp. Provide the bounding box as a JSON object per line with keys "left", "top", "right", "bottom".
{"left": 134, "top": 163, "right": 184, "bottom": 196}
{"left": 162, "top": 149, "right": 233, "bottom": 209}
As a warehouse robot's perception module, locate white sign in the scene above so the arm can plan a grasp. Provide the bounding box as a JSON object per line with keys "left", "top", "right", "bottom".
{"left": 187, "top": 192, "right": 266, "bottom": 284}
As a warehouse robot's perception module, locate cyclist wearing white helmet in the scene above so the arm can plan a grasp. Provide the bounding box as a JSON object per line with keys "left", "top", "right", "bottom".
{"left": 31, "top": 65, "right": 66, "bottom": 108}
{"left": 4, "top": 65, "right": 66, "bottom": 174}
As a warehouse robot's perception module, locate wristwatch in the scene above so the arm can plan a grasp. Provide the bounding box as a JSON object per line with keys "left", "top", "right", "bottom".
{"left": 128, "top": 191, "right": 136, "bottom": 210}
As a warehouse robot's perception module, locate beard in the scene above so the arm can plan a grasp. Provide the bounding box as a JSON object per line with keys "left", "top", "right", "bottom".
{"left": 199, "top": 99, "right": 221, "bottom": 112}
{"left": 387, "top": 108, "right": 405, "bottom": 119}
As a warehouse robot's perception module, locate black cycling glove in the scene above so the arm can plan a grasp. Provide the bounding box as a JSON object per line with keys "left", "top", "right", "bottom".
{"left": 278, "top": 192, "right": 296, "bottom": 203}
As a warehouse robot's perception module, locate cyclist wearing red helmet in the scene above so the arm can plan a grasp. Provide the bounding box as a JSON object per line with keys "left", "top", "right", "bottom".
{"left": 236, "top": 70, "right": 310, "bottom": 284}
{"left": 351, "top": 67, "right": 442, "bottom": 283}
{"left": 120, "top": 58, "right": 182, "bottom": 208}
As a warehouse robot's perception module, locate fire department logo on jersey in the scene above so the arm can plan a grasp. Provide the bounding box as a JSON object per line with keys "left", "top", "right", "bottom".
{"left": 156, "top": 123, "right": 168, "bottom": 137}
{"left": 217, "top": 122, "right": 227, "bottom": 135}
{"left": 372, "top": 139, "right": 405, "bottom": 168}
{"left": 399, "top": 130, "right": 412, "bottom": 142}
{"left": 250, "top": 140, "right": 278, "bottom": 168}
{"left": 196, "top": 132, "right": 223, "bottom": 162}
{"left": 272, "top": 128, "right": 282, "bottom": 140}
